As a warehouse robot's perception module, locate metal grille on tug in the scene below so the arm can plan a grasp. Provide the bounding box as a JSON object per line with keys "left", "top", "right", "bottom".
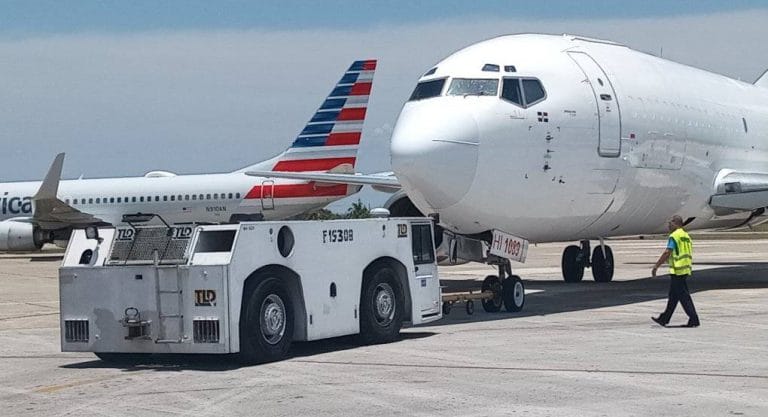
{"left": 193, "top": 319, "right": 221, "bottom": 343}
{"left": 107, "top": 226, "right": 192, "bottom": 265}
{"left": 272, "top": 59, "right": 376, "bottom": 173}
{"left": 64, "top": 320, "right": 89, "bottom": 343}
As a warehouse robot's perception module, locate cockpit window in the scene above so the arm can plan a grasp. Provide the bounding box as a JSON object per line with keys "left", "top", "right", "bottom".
{"left": 482, "top": 64, "right": 500, "bottom": 72}
{"left": 501, "top": 77, "right": 547, "bottom": 108}
{"left": 447, "top": 78, "right": 499, "bottom": 97}
{"left": 522, "top": 79, "right": 546, "bottom": 106}
{"left": 423, "top": 67, "right": 437, "bottom": 77}
{"left": 409, "top": 78, "right": 446, "bottom": 101}
{"left": 501, "top": 78, "right": 522, "bottom": 105}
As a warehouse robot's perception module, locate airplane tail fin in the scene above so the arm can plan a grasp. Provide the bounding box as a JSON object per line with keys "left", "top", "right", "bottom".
{"left": 755, "top": 69, "right": 768, "bottom": 88}
{"left": 236, "top": 60, "right": 377, "bottom": 174}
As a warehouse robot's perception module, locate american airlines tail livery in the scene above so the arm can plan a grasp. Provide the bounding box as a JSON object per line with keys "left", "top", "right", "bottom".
{"left": 0, "top": 60, "right": 377, "bottom": 251}
{"left": 251, "top": 34, "right": 768, "bottom": 302}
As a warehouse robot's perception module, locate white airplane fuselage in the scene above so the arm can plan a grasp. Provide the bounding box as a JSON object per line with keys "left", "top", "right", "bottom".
{"left": 0, "top": 173, "right": 354, "bottom": 225}
{"left": 391, "top": 34, "right": 768, "bottom": 243}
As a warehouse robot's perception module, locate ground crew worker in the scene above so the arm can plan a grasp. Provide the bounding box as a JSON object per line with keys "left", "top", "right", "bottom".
{"left": 651, "top": 215, "right": 700, "bottom": 327}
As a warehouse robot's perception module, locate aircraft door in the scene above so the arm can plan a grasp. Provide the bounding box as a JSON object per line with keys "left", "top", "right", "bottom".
{"left": 260, "top": 180, "right": 275, "bottom": 210}
{"left": 568, "top": 51, "right": 621, "bottom": 157}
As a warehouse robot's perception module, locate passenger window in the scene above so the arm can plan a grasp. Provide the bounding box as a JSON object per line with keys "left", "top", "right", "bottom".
{"left": 170, "top": 195, "right": 175, "bottom": 201}
{"left": 447, "top": 79, "right": 498, "bottom": 97}
{"left": 109, "top": 197, "right": 115, "bottom": 203}
{"left": 206, "top": 194, "right": 211, "bottom": 200}
{"left": 117, "top": 197, "right": 121, "bottom": 203}
{"left": 501, "top": 78, "right": 523, "bottom": 106}
{"left": 236, "top": 193, "right": 241, "bottom": 199}
{"left": 411, "top": 224, "right": 435, "bottom": 265}
{"left": 88, "top": 198, "right": 93, "bottom": 204}
{"left": 228, "top": 193, "right": 233, "bottom": 199}
{"left": 95, "top": 198, "right": 101, "bottom": 204}
{"left": 132, "top": 197, "right": 136, "bottom": 203}
{"left": 72, "top": 199, "right": 78, "bottom": 204}
{"left": 185, "top": 195, "right": 190, "bottom": 201}
{"left": 163, "top": 196, "right": 168, "bottom": 201}
{"left": 140, "top": 196, "right": 144, "bottom": 202}
{"left": 192, "top": 195, "right": 197, "bottom": 200}
{"left": 409, "top": 78, "right": 446, "bottom": 101}
{"left": 522, "top": 79, "right": 546, "bottom": 106}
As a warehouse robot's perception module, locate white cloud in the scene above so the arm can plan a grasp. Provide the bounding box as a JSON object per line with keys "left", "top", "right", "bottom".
{"left": 0, "top": 9, "right": 766, "bottom": 210}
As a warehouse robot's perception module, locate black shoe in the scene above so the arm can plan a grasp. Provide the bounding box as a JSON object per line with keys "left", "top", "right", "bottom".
{"left": 684, "top": 321, "right": 700, "bottom": 328}
{"left": 652, "top": 316, "right": 667, "bottom": 327}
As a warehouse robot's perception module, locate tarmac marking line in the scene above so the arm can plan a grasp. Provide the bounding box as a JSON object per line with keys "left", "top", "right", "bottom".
{"left": 33, "top": 374, "right": 127, "bottom": 394}
{"left": 0, "top": 312, "right": 59, "bottom": 321}
{"left": 291, "top": 359, "right": 768, "bottom": 380}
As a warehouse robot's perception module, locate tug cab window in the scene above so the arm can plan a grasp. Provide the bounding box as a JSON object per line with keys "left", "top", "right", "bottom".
{"left": 411, "top": 224, "right": 435, "bottom": 265}
{"left": 194, "top": 230, "right": 236, "bottom": 253}
{"left": 501, "top": 78, "right": 546, "bottom": 108}
{"left": 409, "top": 78, "right": 446, "bottom": 101}
{"left": 447, "top": 79, "right": 499, "bottom": 97}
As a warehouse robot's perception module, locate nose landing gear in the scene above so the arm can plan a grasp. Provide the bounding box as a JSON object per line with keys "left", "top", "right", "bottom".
{"left": 561, "top": 239, "right": 614, "bottom": 282}
{"left": 441, "top": 257, "right": 525, "bottom": 315}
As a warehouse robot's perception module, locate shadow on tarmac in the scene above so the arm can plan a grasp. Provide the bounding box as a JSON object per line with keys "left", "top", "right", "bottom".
{"left": 437, "top": 263, "right": 768, "bottom": 324}
{"left": 59, "top": 263, "right": 768, "bottom": 370}
{"left": 60, "top": 331, "right": 436, "bottom": 372}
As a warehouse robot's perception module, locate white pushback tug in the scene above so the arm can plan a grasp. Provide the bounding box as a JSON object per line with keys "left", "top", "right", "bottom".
{"left": 59, "top": 214, "right": 442, "bottom": 363}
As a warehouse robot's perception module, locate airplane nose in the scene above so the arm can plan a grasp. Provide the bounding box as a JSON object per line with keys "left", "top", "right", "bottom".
{"left": 390, "top": 102, "right": 479, "bottom": 210}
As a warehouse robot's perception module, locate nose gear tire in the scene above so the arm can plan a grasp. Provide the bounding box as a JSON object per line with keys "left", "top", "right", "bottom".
{"left": 502, "top": 276, "right": 525, "bottom": 312}
{"left": 481, "top": 275, "right": 503, "bottom": 312}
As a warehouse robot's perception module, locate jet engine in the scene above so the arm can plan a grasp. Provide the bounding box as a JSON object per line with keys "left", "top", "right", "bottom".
{"left": 0, "top": 220, "right": 48, "bottom": 251}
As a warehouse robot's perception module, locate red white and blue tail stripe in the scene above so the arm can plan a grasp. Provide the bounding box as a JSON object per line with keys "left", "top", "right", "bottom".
{"left": 267, "top": 60, "right": 376, "bottom": 173}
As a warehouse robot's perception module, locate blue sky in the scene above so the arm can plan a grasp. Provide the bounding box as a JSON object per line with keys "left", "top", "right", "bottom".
{"left": 2, "top": 0, "right": 768, "bottom": 35}
{"left": 1, "top": 2, "right": 767, "bottom": 210}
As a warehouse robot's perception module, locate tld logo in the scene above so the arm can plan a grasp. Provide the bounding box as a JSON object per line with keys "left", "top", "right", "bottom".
{"left": 194, "top": 290, "right": 217, "bottom": 306}
{"left": 171, "top": 227, "right": 193, "bottom": 239}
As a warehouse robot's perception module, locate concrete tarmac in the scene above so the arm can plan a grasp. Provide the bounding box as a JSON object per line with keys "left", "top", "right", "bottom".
{"left": 1, "top": 238, "right": 766, "bottom": 416}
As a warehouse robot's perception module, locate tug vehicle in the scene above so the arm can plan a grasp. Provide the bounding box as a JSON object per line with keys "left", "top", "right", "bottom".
{"left": 59, "top": 215, "right": 442, "bottom": 363}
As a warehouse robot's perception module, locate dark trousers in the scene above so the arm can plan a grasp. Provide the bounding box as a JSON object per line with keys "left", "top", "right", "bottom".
{"left": 659, "top": 274, "right": 699, "bottom": 324}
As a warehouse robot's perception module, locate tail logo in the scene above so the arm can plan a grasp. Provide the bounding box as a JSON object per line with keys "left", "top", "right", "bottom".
{"left": 273, "top": 60, "right": 377, "bottom": 172}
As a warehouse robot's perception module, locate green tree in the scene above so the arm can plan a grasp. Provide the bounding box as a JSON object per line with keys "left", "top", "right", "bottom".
{"left": 290, "top": 208, "right": 342, "bottom": 220}
{"left": 346, "top": 199, "right": 371, "bottom": 219}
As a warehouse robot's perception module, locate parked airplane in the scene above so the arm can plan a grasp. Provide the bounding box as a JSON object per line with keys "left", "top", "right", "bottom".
{"left": 0, "top": 60, "right": 377, "bottom": 251}
{"left": 249, "top": 34, "right": 768, "bottom": 311}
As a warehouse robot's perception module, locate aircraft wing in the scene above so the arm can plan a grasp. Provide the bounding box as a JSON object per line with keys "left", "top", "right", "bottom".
{"left": 245, "top": 170, "right": 402, "bottom": 192}
{"left": 709, "top": 171, "right": 768, "bottom": 211}
{"left": 32, "top": 153, "right": 105, "bottom": 229}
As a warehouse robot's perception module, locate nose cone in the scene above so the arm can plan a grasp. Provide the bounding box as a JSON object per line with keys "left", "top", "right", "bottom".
{"left": 391, "top": 101, "right": 479, "bottom": 210}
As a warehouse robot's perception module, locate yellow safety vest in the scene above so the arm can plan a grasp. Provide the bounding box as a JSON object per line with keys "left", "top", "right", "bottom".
{"left": 668, "top": 228, "right": 693, "bottom": 276}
